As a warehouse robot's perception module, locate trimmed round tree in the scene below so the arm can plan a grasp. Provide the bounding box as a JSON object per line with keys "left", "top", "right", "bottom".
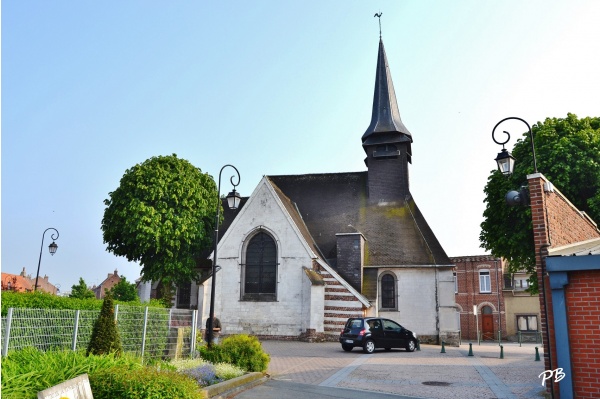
{"left": 87, "top": 292, "right": 122, "bottom": 356}
{"left": 101, "top": 154, "right": 219, "bottom": 287}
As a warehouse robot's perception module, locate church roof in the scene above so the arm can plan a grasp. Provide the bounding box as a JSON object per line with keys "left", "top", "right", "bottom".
{"left": 266, "top": 173, "right": 450, "bottom": 267}
{"left": 361, "top": 39, "right": 412, "bottom": 155}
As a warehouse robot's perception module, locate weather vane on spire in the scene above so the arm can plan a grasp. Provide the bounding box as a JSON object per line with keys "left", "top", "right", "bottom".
{"left": 374, "top": 12, "right": 382, "bottom": 38}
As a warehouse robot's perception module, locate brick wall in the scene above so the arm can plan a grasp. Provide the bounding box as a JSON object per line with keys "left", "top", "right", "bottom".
{"left": 565, "top": 270, "right": 600, "bottom": 398}
{"left": 451, "top": 256, "right": 506, "bottom": 341}
{"left": 528, "top": 173, "right": 600, "bottom": 397}
{"left": 315, "top": 262, "right": 364, "bottom": 340}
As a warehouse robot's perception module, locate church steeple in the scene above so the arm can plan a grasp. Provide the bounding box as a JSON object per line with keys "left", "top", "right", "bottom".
{"left": 361, "top": 38, "right": 412, "bottom": 162}
{"left": 362, "top": 36, "right": 413, "bottom": 203}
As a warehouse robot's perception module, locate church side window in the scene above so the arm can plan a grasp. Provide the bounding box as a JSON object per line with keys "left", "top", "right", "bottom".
{"left": 243, "top": 232, "right": 277, "bottom": 301}
{"left": 381, "top": 273, "right": 396, "bottom": 309}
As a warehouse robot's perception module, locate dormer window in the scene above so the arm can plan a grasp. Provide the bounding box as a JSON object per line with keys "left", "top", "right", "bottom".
{"left": 373, "top": 144, "right": 400, "bottom": 158}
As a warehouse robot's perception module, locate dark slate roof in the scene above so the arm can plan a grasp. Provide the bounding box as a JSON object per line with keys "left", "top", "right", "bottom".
{"left": 362, "top": 39, "right": 412, "bottom": 155}
{"left": 267, "top": 173, "right": 451, "bottom": 267}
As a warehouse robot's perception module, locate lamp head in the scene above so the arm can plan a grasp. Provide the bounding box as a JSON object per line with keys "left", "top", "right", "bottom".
{"left": 226, "top": 189, "right": 241, "bottom": 210}
{"left": 48, "top": 241, "right": 58, "bottom": 256}
{"left": 495, "top": 148, "right": 516, "bottom": 176}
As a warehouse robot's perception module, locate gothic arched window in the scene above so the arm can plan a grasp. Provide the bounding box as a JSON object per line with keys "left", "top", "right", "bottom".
{"left": 381, "top": 273, "right": 396, "bottom": 309}
{"left": 243, "top": 232, "right": 277, "bottom": 301}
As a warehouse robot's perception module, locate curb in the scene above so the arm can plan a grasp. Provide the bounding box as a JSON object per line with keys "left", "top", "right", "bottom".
{"left": 200, "top": 372, "right": 267, "bottom": 398}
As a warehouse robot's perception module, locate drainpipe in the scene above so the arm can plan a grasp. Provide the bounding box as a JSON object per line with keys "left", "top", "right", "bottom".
{"left": 495, "top": 259, "right": 502, "bottom": 340}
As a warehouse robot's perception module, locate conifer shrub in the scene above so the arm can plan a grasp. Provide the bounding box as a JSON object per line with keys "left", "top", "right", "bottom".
{"left": 87, "top": 292, "right": 123, "bottom": 356}
{"left": 198, "top": 334, "right": 269, "bottom": 372}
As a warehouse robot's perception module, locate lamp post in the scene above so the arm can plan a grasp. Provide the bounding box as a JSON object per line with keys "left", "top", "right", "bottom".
{"left": 34, "top": 228, "right": 59, "bottom": 292}
{"left": 490, "top": 117, "right": 554, "bottom": 396}
{"left": 207, "top": 165, "right": 241, "bottom": 347}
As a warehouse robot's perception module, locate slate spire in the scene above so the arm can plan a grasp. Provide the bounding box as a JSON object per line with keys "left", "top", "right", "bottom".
{"left": 361, "top": 38, "right": 412, "bottom": 161}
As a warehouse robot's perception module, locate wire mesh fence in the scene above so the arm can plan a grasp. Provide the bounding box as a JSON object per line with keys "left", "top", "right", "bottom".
{"left": 1, "top": 306, "right": 198, "bottom": 362}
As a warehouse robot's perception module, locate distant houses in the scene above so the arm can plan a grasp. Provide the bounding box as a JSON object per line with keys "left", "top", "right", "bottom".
{"left": 91, "top": 269, "right": 122, "bottom": 299}
{"left": 1, "top": 267, "right": 58, "bottom": 294}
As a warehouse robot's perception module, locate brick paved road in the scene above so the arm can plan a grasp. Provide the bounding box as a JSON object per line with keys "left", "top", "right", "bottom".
{"left": 250, "top": 340, "right": 548, "bottom": 399}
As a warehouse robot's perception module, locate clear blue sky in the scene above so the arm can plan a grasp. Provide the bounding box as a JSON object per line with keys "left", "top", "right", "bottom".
{"left": 2, "top": 1, "right": 599, "bottom": 293}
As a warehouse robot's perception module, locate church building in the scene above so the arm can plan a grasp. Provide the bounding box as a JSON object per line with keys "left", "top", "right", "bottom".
{"left": 194, "top": 37, "right": 459, "bottom": 345}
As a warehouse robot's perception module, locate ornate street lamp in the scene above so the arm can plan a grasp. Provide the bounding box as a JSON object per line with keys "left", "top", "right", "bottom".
{"left": 207, "top": 165, "right": 241, "bottom": 347}
{"left": 492, "top": 117, "right": 537, "bottom": 176}
{"left": 34, "top": 228, "right": 60, "bottom": 292}
{"left": 492, "top": 117, "right": 539, "bottom": 206}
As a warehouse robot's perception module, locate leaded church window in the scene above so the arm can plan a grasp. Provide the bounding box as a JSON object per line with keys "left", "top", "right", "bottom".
{"left": 243, "top": 232, "right": 277, "bottom": 301}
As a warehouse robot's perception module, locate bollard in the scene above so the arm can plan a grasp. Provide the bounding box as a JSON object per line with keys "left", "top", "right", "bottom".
{"left": 468, "top": 342, "right": 474, "bottom": 356}
{"left": 441, "top": 341, "right": 446, "bottom": 353}
{"left": 499, "top": 345, "right": 504, "bottom": 359}
{"left": 518, "top": 331, "right": 522, "bottom": 347}
{"left": 535, "top": 346, "right": 541, "bottom": 361}
{"left": 416, "top": 339, "right": 421, "bottom": 351}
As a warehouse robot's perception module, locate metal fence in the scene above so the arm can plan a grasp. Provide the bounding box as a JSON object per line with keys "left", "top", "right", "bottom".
{"left": 1, "top": 306, "right": 198, "bottom": 362}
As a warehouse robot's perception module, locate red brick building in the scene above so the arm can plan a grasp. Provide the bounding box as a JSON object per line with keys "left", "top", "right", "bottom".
{"left": 451, "top": 255, "right": 506, "bottom": 341}
{"left": 1, "top": 267, "right": 58, "bottom": 294}
{"left": 529, "top": 173, "right": 600, "bottom": 398}
{"left": 92, "top": 269, "right": 123, "bottom": 299}
{"left": 1, "top": 272, "right": 33, "bottom": 292}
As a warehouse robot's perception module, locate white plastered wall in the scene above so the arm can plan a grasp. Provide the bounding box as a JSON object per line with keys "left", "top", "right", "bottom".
{"left": 201, "top": 178, "right": 322, "bottom": 337}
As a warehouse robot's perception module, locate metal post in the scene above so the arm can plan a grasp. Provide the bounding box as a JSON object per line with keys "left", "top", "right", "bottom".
{"left": 500, "top": 345, "right": 504, "bottom": 359}
{"left": 440, "top": 341, "right": 446, "bottom": 353}
{"left": 468, "top": 342, "right": 474, "bottom": 356}
{"left": 141, "top": 307, "right": 149, "bottom": 361}
{"left": 190, "top": 310, "right": 198, "bottom": 356}
{"left": 2, "top": 308, "right": 13, "bottom": 357}
{"left": 498, "top": 330, "right": 502, "bottom": 346}
{"left": 72, "top": 310, "right": 80, "bottom": 351}
{"left": 535, "top": 346, "right": 541, "bottom": 361}
{"left": 518, "top": 331, "right": 522, "bottom": 347}
{"left": 208, "top": 164, "right": 240, "bottom": 347}
{"left": 114, "top": 304, "right": 119, "bottom": 321}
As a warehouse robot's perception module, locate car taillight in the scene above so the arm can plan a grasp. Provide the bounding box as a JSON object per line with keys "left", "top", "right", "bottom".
{"left": 359, "top": 329, "right": 366, "bottom": 336}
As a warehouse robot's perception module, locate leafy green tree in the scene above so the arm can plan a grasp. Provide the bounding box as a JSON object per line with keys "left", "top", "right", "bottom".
{"left": 87, "top": 292, "right": 122, "bottom": 356}
{"left": 480, "top": 114, "right": 600, "bottom": 292}
{"left": 101, "top": 154, "right": 219, "bottom": 286}
{"left": 109, "top": 277, "right": 138, "bottom": 302}
{"left": 69, "top": 278, "right": 96, "bottom": 299}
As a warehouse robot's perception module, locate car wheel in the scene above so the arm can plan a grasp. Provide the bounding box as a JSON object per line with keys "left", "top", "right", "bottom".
{"left": 406, "top": 339, "right": 416, "bottom": 352}
{"left": 363, "top": 339, "right": 375, "bottom": 354}
{"left": 342, "top": 344, "right": 353, "bottom": 352}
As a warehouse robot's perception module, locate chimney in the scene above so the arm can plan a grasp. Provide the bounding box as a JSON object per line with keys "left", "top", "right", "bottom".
{"left": 336, "top": 232, "right": 366, "bottom": 291}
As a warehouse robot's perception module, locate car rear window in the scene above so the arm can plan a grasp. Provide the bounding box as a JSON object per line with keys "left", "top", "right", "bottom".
{"left": 347, "top": 319, "right": 363, "bottom": 329}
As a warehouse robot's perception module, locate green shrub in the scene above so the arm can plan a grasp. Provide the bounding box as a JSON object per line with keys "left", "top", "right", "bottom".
{"left": 199, "top": 334, "right": 269, "bottom": 372}
{"left": 0, "top": 348, "right": 143, "bottom": 399}
{"left": 90, "top": 365, "right": 201, "bottom": 399}
{"left": 170, "top": 358, "right": 209, "bottom": 371}
{"left": 214, "top": 362, "right": 245, "bottom": 380}
{"left": 1, "top": 290, "right": 167, "bottom": 316}
{"left": 87, "top": 292, "right": 123, "bottom": 356}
